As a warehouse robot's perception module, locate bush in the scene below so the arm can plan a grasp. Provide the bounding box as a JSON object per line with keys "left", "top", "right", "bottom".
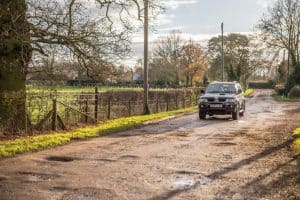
{"left": 244, "top": 89, "right": 254, "bottom": 97}
{"left": 274, "top": 84, "right": 286, "bottom": 96}
{"left": 288, "top": 85, "right": 300, "bottom": 98}
{"left": 248, "top": 80, "right": 275, "bottom": 89}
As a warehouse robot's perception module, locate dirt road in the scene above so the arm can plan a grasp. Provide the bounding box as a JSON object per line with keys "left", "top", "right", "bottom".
{"left": 0, "top": 90, "right": 299, "bottom": 200}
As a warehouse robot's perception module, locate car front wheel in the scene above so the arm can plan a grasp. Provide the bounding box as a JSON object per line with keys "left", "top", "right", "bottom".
{"left": 240, "top": 103, "right": 245, "bottom": 117}
{"left": 232, "top": 105, "right": 239, "bottom": 120}
{"left": 199, "top": 110, "right": 206, "bottom": 120}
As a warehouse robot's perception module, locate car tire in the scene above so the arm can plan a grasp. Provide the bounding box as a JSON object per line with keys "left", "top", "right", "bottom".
{"left": 240, "top": 103, "right": 245, "bottom": 117}
{"left": 199, "top": 111, "right": 206, "bottom": 120}
{"left": 232, "top": 105, "right": 239, "bottom": 120}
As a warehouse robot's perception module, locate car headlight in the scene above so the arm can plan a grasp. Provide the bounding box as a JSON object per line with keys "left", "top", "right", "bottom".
{"left": 225, "top": 98, "right": 235, "bottom": 103}
{"left": 200, "top": 98, "right": 208, "bottom": 103}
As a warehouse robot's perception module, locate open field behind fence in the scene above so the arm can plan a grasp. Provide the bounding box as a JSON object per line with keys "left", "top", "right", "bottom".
{"left": 26, "top": 85, "right": 145, "bottom": 94}
{"left": 25, "top": 88, "right": 201, "bottom": 133}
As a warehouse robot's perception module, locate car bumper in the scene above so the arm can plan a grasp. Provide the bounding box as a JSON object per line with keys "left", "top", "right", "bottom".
{"left": 199, "top": 102, "right": 236, "bottom": 114}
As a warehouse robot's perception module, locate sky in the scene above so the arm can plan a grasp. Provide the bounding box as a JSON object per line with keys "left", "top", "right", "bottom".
{"left": 126, "top": 0, "right": 276, "bottom": 66}
{"left": 150, "top": 0, "right": 274, "bottom": 41}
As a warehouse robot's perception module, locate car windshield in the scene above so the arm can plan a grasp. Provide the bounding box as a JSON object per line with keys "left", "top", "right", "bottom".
{"left": 206, "top": 84, "right": 236, "bottom": 94}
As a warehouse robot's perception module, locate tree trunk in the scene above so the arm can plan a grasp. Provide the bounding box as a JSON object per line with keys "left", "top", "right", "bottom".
{"left": 0, "top": 0, "right": 31, "bottom": 135}
{"left": 185, "top": 73, "right": 190, "bottom": 87}
{"left": 190, "top": 74, "right": 194, "bottom": 87}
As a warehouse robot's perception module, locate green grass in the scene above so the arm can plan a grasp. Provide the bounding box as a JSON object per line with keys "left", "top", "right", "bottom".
{"left": 26, "top": 85, "right": 143, "bottom": 94}
{"left": 293, "top": 128, "right": 300, "bottom": 152}
{"left": 0, "top": 106, "right": 197, "bottom": 158}
{"left": 244, "top": 88, "right": 254, "bottom": 97}
{"left": 274, "top": 95, "right": 300, "bottom": 102}
{"left": 26, "top": 85, "right": 203, "bottom": 94}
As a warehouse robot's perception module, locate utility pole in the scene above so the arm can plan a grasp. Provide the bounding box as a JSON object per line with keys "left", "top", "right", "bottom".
{"left": 221, "top": 22, "right": 224, "bottom": 82}
{"left": 143, "top": 0, "right": 150, "bottom": 114}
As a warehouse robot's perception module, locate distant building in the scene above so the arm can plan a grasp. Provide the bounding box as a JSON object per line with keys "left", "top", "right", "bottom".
{"left": 26, "top": 66, "right": 76, "bottom": 85}
{"left": 67, "top": 74, "right": 99, "bottom": 86}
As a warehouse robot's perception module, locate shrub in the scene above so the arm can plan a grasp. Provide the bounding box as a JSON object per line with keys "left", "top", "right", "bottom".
{"left": 288, "top": 85, "right": 300, "bottom": 98}
{"left": 248, "top": 81, "right": 275, "bottom": 89}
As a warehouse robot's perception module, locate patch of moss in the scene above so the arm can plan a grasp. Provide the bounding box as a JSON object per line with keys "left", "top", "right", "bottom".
{"left": 275, "top": 96, "right": 300, "bottom": 102}
{"left": 293, "top": 128, "right": 300, "bottom": 152}
{"left": 244, "top": 89, "right": 254, "bottom": 97}
{"left": 0, "top": 106, "right": 197, "bottom": 158}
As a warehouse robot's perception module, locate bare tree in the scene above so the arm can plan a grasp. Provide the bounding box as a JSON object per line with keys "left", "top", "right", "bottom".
{"left": 0, "top": 0, "right": 160, "bottom": 134}
{"left": 150, "top": 31, "right": 184, "bottom": 87}
{"left": 248, "top": 33, "right": 282, "bottom": 81}
{"left": 258, "top": 0, "right": 300, "bottom": 90}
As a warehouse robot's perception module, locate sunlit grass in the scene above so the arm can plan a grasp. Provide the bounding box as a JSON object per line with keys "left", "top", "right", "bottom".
{"left": 0, "top": 106, "right": 197, "bottom": 158}
{"left": 293, "top": 128, "right": 300, "bottom": 152}
{"left": 244, "top": 88, "right": 254, "bottom": 97}
{"left": 275, "top": 95, "right": 300, "bottom": 102}
{"left": 26, "top": 85, "right": 143, "bottom": 93}
{"left": 26, "top": 85, "right": 188, "bottom": 94}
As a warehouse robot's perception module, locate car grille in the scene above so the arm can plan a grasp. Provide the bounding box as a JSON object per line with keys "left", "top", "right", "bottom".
{"left": 207, "top": 97, "right": 215, "bottom": 102}
{"left": 218, "top": 97, "right": 226, "bottom": 102}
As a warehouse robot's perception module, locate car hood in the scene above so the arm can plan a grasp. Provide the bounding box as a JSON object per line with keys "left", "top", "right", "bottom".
{"left": 201, "top": 93, "right": 236, "bottom": 98}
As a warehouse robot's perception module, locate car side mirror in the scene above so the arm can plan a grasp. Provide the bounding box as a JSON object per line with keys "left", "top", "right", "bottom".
{"left": 238, "top": 89, "right": 242, "bottom": 94}
{"left": 201, "top": 89, "right": 205, "bottom": 94}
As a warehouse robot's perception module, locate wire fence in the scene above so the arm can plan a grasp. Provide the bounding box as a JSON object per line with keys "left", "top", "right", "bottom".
{"left": 25, "top": 87, "right": 202, "bottom": 133}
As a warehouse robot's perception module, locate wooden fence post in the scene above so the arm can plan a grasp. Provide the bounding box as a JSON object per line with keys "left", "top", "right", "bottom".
{"left": 85, "top": 98, "right": 89, "bottom": 123}
{"left": 183, "top": 97, "right": 186, "bottom": 109}
{"left": 94, "top": 87, "right": 99, "bottom": 121}
{"left": 128, "top": 100, "right": 132, "bottom": 116}
{"left": 175, "top": 95, "right": 178, "bottom": 110}
{"left": 166, "top": 97, "right": 169, "bottom": 111}
{"left": 107, "top": 96, "right": 111, "bottom": 119}
{"left": 52, "top": 99, "right": 57, "bottom": 131}
{"left": 156, "top": 97, "right": 159, "bottom": 113}
{"left": 190, "top": 95, "right": 192, "bottom": 106}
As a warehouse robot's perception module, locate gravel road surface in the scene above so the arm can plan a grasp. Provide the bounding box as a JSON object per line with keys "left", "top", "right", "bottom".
{"left": 0, "top": 90, "right": 299, "bottom": 200}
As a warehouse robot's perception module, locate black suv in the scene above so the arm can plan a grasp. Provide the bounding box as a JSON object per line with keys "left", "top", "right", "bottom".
{"left": 199, "top": 82, "right": 245, "bottom": 120}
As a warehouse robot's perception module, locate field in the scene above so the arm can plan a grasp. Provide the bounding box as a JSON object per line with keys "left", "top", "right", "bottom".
{"left": 23, "top": 85, "right": 201, "bottom": 134}
{"left": 26, "top": 85, "right": 174, "bottom": 94}
{"left": 274, "top": 95, "right": 300, "bottom": 102}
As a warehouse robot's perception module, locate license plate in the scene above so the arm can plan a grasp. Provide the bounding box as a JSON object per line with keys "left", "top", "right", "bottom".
{"left": 210, "top": 104, "right": 222, "bottom": 108}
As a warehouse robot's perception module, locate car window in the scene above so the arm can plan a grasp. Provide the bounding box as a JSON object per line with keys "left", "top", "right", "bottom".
{"left": 206, "top": 84, "right": 236, "bottom": 94}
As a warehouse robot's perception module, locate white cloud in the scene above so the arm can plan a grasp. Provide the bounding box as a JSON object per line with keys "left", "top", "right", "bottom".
{"left": 157, "top": 26, "right": 185, "bottom": 32}
{"left": 256, "top": 0, "right": 274, "bottom": 8}
{"left": 133, "top": 31, "right": 256, "bottom": 43}
{"left": 162, "top": 0, "right": 198, "bottom": 10}
{"left": 155, "top": 13, "right": 176, "bottom": 26}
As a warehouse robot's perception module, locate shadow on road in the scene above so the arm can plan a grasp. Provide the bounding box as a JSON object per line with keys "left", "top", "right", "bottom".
{"left": 234, "top": 155, "right": 300, "bottom": 198}
{"left": 149, "top": 139, "right": 294, "bottom": 200}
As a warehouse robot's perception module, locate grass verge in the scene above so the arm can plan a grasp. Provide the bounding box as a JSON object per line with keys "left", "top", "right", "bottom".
{"left": 293, "top": 128, "right": 300, "bottom": 152}
{"left": 274, "top": 95, "right": 300, "bottom": 102}
{"left": 244, "top": 88, "right": 254, "bottom": 97}
{"left": 0, "top": 106, "right": 198, "bottom": 158}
